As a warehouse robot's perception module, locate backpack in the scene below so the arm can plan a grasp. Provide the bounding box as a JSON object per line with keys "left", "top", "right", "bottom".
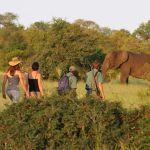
{"left": 58, "top": 75, "right": 70, "bottom": 94}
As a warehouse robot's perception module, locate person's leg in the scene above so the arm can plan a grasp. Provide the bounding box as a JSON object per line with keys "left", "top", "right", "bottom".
{"left": 11, "top": 90, "right": 20, "bottom": 103}
{"left": 36, "top": 92, "right": 41, "bottom": 99}
{"left": 30, "top": 92, "right": 37, "bottom": 98}
{"left": 6, "top": 90, "right": 20, "bottom": 103}
{"left": 86, "top": 89, "right": 92, "bottom": 97}
{"left": 6, "top": 90, "right": 13, "bottom": 101}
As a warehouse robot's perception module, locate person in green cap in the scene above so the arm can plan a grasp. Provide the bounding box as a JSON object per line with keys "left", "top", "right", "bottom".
{"left": 85, "top": 60, "right": 105, "bottom": 100}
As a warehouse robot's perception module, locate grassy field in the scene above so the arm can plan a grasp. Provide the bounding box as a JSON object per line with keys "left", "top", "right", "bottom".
{"left": 0, "top": 74, "right": 150, "bottom": 112}
{"left": 43, "top": 78, "right": 150, "bottom": 108}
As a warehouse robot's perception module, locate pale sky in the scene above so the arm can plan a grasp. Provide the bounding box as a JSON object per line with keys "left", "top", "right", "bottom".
{"left": 0, "top": 0, "right": 150, "bottom": 32}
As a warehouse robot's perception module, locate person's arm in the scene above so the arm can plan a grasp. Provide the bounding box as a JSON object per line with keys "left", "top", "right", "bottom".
{"left": 98, "top": 83, "right": 105, "bottom": 100}
{"left": 97, "top": 72, "right": 105, "bottom": 100}
{"left": 18, "top": 71, "right": 29, "bottom": 98}
{"left": 24, "top": 72, "right": 29, "bottom": 91}
{"left": 37, "top": 74, "right": 44, "bottom": 96}
{"left": 2, "top": 73, "right": 8, "bottom": 99}
{"left": 73, "top": 77, "right": 77, "bottom": 89}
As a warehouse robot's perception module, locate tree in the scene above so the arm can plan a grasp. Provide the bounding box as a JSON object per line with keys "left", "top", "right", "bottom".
{"left": 24, "top": 21, "right": 51, "bottom": 52}
{"left": 139, "top": 40, "right": 150, "bottom": 53}
{"left": 0, "top": 12, "right": 18, "bottom": 27}
{"left": 99, "top": 27, "right": 112, "bottom": 36}
{"left": 120, "top": 36, "right": 141, "bottom": 52}
{"left": 0, "top": 25, "right": 26, "bottom": 50}
{"left": 0, "top": 12, "right": 26, "bottom": 51}
{"left": 30, "top": 21, "right": 50, "bottom": 30}
{"left": 133, "top": 20, "right": 150, "bottom": 40}
{"left": 74, "top": 19, "right": 100, "bottom": 31}
{"left": 109, "top": 29, "right": 131, "bottom": 51}
{"left": 38, "top": 19, "right": 103, "bottom": 79}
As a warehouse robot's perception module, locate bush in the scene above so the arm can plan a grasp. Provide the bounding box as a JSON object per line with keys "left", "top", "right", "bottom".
{"left": 0, "top": 49, "right": 32, "bottom": 71}
{"left": 104, "top": 70, "right": 120, "bottom": 82}
{"left": 0, "top": 96, "right": 149, "bottom": 149}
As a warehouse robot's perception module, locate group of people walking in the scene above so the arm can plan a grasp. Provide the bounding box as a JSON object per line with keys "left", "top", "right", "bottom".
{"left": 2, "top": 57, "right": 105, "bottom": 103}
{"left": 2, "top": 57, "right": 43, "bottom": 103}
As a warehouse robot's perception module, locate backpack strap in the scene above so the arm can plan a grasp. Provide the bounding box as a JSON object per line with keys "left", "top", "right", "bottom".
{"left": 92, "top": 70, "right": 101, "bottom": 96}
{"left": 92, "top": 70, "right": 98, "bottom": 86}
{"left": 67, "top": 73, "right": 71, "bottom": 88}
{"left": 94, "top": 71, "right": 98, "bottom": 78}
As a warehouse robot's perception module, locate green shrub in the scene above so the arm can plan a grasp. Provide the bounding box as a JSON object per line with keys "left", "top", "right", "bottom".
{"left": 0, "top": 96, "right": 149, "bottom": 149}
{"left": 104, "top": 70, "right": 120, "bottom": 82}
{"left": 0, "top": 49, "right": 32, "bottom": 71}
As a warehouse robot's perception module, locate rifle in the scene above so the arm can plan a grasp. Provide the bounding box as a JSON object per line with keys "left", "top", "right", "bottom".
{"left": 92, "top": 69, "right": 101, "bottom": 97}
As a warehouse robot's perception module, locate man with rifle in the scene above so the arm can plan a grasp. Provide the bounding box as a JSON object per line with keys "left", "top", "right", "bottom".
{"left": 85, "top": 60, "right": 105, "bottom": 100}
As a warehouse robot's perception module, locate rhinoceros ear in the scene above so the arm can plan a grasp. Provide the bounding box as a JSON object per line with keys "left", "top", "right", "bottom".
{"left": 115, "top": 51, "right": 129, "bottom": 68}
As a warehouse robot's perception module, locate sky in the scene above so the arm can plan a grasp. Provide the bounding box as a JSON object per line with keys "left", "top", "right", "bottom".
{"left": 0, "top": 0, "right": 150, "bottom": 32}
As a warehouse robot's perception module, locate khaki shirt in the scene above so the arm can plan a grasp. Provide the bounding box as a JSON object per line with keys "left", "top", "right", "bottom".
{"left": 66, "top": 72, "right": 77, "bottom": 89}
{"left": 86, "top": 69, "right": 103, "bottom": 90}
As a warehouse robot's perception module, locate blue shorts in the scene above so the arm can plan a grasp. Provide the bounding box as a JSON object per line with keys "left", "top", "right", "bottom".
{"left": 6, "top": 90, "right": 20, "bottom": 103}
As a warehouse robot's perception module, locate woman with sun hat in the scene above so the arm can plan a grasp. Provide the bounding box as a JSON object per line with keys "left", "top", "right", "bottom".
{"left": 2, "top": 57, "right": 29, "bottom": 103}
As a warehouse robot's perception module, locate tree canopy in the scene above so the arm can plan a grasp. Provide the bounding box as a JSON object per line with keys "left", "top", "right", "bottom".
{"left": 133, "top": 20, "right": 150, "bottom": 40}
{"left": 0, "top": 12, "right": 149, "bottom": 79}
